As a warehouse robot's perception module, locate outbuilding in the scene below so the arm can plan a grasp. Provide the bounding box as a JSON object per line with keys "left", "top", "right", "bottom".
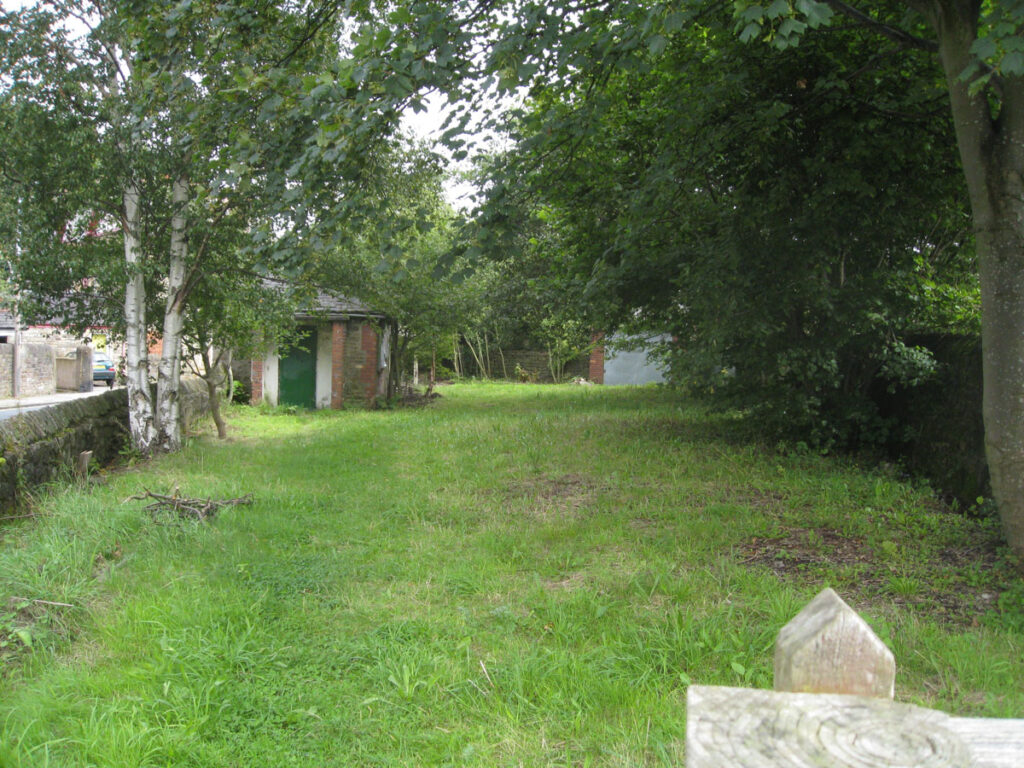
{"left": 251, "top": 291, "right": 391, "bottom": 410}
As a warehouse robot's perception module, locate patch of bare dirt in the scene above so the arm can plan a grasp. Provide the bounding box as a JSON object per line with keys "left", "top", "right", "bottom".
{"left": 398, "top": 388, "right": 442, "bottom": 408}
{"left": 724, "top": 487, "right": 790, "bottom": 515}
{"left": 738, "top": 527, "right": 1008, "bottom": 626}
{"left": 740, "top": 527, "right": 872, "bottom": 574}
{"left": 542, "top": 571, "right": 588, "bottom": 591}
{"left": 503, "top": 473, "right": 607, "bottom": 521}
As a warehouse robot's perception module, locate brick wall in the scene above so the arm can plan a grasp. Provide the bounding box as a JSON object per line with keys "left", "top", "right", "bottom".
{"left": 339, "top": 319, "right": 378, "bottom": 406}
{"left": 588, "top": 334, "right": 605, "bottom": 384}
{"left": 463, "top": 349, "right": 590, "bottom": 383}
{"left": 360, "top": 323, "right": 378, "bottom": 402}
{"left": 0, "top": 344, "right": 57, "bottom": 397}
{"left": 250, "top": 359, "right": 263, "bottom": 403}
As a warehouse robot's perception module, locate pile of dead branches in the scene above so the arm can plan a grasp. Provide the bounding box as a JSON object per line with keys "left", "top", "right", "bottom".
{"left": 130, "top": 488, "right": 253, "bottom": 523}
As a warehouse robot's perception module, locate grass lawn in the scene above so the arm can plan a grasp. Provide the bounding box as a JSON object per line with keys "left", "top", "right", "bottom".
{"left": 0, "top": 382, "right": 1021, "bottom": 766}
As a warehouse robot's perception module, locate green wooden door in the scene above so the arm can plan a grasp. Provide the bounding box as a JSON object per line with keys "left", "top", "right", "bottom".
{"left": 279, "top": 327, "right": 317, "bottom": 409}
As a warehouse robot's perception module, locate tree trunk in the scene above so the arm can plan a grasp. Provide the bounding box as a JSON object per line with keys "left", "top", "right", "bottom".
{"left": 122, "top": 179, "right": 157, "bottom": 453}
{"left": 390, "top": 328, "right": 408, "bottom": 399}
{"left": 223, "top": 348, "right": 234, "bottom": 402}
{"left": 201, "top": 347, "right": 228, "bottom": 439}
{"left": 376, "top": 322, "right": 393, "bottom": 401}
{"left": 155, "top": 171, "right": 189, "bottom": 452}
{"left": 930, "top": 2, "right": 1024, "bottom": 557}
{"left": 429, "top": 347, "right": 436, "bottom": 395}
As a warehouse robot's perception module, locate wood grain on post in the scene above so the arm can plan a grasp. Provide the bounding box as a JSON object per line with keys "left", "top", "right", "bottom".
{"left": 686, "top": 685, "right": 1024, "bottom": 768}
{"left": 774, "top": 587, "right": 895, "bottom": 698}
{"left": 76, "top": 450, "right": 92, "bottom": 479}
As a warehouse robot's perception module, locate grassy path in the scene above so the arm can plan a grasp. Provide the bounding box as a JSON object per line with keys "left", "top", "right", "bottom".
{"left": 0, "top": 383, "right": 1021, "bottom": 766}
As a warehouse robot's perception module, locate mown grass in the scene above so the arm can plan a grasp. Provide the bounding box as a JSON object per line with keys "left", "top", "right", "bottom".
{"left": 0, "top": 382, "right": 1021, "bottom": 766}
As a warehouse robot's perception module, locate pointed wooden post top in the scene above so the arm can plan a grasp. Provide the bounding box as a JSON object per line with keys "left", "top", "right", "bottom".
{"left": 774, "top": 587, "right": 895, "bottom": 699}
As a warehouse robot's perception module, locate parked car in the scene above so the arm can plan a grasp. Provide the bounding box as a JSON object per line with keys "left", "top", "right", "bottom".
{"left": 93, "top": 350, "right": 115, "bottom": 388}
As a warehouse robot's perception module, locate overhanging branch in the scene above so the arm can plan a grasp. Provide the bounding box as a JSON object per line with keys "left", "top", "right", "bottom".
{"left": 822, "top": 0, "right": 938, "bottom": 52}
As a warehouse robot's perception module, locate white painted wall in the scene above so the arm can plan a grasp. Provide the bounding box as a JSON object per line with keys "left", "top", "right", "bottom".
{"left": 262, "top": 346, "right": 279, "bottom": 406}
{"left": 315, "top": 324, "right": 332, "bottom": 409}
{"left": 604, "top": 334, "right": 669, "bottom": 386}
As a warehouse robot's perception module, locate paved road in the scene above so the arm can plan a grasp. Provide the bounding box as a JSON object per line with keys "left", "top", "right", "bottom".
{"left": 0, "top": 385, "right": 119, "bottom": 422}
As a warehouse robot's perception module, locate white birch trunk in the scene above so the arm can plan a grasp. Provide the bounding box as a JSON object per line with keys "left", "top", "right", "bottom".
{"left": 376, "top": 322, "right": 392, "bottom": 400}
{"left": 123, "top": 179, "right": 157, "bottom": 453}
{"left": 155, "top": 171, "right": 189, "bottom": 452}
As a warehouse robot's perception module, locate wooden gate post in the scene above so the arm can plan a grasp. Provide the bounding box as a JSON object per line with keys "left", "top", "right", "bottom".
{"left": 686, "top": 587, "right": 1024, "bottom": 767}
{"left": 774, "top": 587, "right": 895, "bottom": 698}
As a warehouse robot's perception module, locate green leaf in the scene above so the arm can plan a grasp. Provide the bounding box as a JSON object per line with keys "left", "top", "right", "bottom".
{"left": 1003, "top": 50, "right": 1024, "bottom": 75}
{"left": 742, "top": 5, "right": 766, "bottom": 22}
{"left": 739, "top": 21, "right": 762, "bottom": 43}
{"left": 14, "top": 628, "right": 32, "bottom": 648}
{"left": 766, "top": 0, "right": 789, "bottom": 19}
{"left": 648, "top": 34, "right": 669, "bottom": 56}
{"left": 796, "top": 0, "right": 834, "bottom": 27}
{"left": 971, "top": 37, "right": 998, "bottom": 60}
{"left": 664, "top": 11, "right": 687, "bottom": 33}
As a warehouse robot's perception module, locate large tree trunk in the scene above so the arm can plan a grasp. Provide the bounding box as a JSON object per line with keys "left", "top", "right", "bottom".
{"left": 122, "top": 179, "right": 157, "bottom": 454}
{"left": 931, "top": 1, "right": 1024, "bottom": 557}
{"left": 155, "top": 171, "right": 189, "bottom": 452}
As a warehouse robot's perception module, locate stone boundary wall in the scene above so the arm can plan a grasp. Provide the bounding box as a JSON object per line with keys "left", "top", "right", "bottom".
{"left": 55, "top": 346, "right": 93, "bottom": 392}
{"left": 0, "top": 389, "right": 127, "bottom": 508}
{"left": 178, "top": 376, "right": 213, "bottom": 431}
{"left": 0, "top": 344, "right": 57, "bottom": 398}
{"left": 0, "top": 377, "right": 211, "bottom": 509}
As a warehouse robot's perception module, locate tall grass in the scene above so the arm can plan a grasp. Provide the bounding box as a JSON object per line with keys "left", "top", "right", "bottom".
{"left": 0, "top": 382, "right": 1020, "bottom": 766}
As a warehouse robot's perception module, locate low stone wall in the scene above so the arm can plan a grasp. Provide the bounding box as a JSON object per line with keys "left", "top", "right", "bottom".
{"left": 178, "top": 376, "right": 213, "bottom": 431}
{"left": 0, "top": 389, "right": 127, "bottom": 507}
{"left": 0, "top": 378, "right": 212, "bottom": 509}
{"left": 0, "top": 344, "right": 57, "bottom": 398}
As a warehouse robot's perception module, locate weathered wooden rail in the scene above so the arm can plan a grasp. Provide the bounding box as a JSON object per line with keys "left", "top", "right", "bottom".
{"left": 686, "top": 588, "right": 1024, "bottom": 767}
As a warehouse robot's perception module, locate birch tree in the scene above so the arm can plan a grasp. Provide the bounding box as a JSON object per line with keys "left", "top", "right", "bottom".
{"left": 0, "top": 0, "right": 341, "bottom": 453}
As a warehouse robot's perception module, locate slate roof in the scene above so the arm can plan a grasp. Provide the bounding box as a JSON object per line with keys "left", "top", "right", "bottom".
{"left": 264, "top": 278, "right": 383, "bottom": 320}
{"left": 294, "top": 289, "right": 380, "bottom": 320}
{"left": 0, "top": 311, "right": 15, "bottom": 331}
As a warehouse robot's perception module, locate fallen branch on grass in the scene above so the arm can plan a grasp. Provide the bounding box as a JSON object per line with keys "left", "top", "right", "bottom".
{"left": 10, "top": 596, "right": 77, "bottom": 609}
{"left": 130, "top": 488, "right": 253, "bottom": 523}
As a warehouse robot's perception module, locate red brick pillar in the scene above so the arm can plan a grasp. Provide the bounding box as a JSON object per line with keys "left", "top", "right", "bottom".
{"left": 360, "top": 323, "right": 379, "bottom": 403}
{"left": 251, "top": 359, "right": 264, "bottom": 403}
{"left": 331, "top": 321, "right": 346, "bottom": 409}
{"left": 588, "top": 332, "right": 605, "bottom": 384}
